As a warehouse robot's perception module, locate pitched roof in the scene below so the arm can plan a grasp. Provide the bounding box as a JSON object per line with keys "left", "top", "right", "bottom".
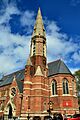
{"left": 0, "top": 75, "right": 13, "bottom": 86}
{"left": 48, "top": 59, "right": 72, "bottom": 76}
{"left": 0, "top": 59, "right": 72, "bottom": 91}
{"left": 0, "top": 69, "right": 24, "bottom": 93}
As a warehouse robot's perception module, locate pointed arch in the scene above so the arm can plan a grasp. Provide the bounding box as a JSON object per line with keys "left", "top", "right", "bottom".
{"left": 52, "top": 79, "right": 57, "bottom": 95}
{"left": 62, "top": 78, "right": 69, "bottom": 94}
{"left": 4, "top": 103, "right": 13, "bottom": 118}
{"left": 4, "top": 100, "right": 16, "bottom": 117}
{"left": 8, "top": 104, "right": 12, "bottom": 118}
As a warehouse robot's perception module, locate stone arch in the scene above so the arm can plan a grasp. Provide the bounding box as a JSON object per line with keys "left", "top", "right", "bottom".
{"left": 4, "top": 101, "right": 16, "bottom": 117}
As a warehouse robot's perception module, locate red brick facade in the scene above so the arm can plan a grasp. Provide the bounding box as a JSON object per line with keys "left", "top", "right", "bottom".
{"left": 0, "top": 76, "right": 22, "bottom": 119}
{"left": 48, "top": 74, "right": 79, "bottom": 114}
{"left": 0, "top": 8, "right": 79, "bottom": 120}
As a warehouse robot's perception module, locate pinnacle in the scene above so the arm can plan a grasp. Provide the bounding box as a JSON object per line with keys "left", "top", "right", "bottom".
{"left": 37, "top": 7, "right": 42, "bottom": 19}
{"left": 27, "top": 56, "right": 32, "bottom": 66}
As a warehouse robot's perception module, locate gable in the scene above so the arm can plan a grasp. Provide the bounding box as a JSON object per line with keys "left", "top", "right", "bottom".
{"left": 0, "top": 69, "right": 24, "bottom": 93}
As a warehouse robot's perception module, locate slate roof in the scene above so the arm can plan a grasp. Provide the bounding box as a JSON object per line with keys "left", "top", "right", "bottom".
{"left": 0, "top": 59, "right": 72, "bottom": 92}
{"left": 0, "top": 69, "right": 24, "bottom": 93}
{"left": 48, "top": 59, "right": 72, "bottom": 76}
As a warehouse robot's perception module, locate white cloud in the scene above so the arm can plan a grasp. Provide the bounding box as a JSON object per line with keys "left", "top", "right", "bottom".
{"left": 46, "top": 21, "right": 79, "bottom": 63}
{"left": 72, "top": 51, "right": 80, "bottom": 63}
{"left": 0, "top": 2, "right": 20, "bottom": 25}
{"left": 20, "top": 10, "right": 35, "bottom": 34}
{"left": 20, "top": 11, "right": 35, "bottom": 27}
{"left": 0, "top": 1, "right": 31, "bottom": 76}
{"left": 0, "top": 1, "right": 80, "bottom": 78}
{"left": 0, "top": 25, "right": 30, "bottom": 75}
{"left": 70, "top": 68, "right": 79, "bottom": 74}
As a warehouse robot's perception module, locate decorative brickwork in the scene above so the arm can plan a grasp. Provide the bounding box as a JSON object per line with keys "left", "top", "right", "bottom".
{"left": 0, "top": 8, "right": 79, "bottom": 120}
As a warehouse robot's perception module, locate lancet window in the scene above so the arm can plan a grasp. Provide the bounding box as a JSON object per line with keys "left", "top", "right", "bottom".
{"left": 63, "top": 78, "right": 69, "bottom": 94}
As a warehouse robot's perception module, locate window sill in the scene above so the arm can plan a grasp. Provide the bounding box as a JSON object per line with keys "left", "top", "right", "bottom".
{"left": 62, "top": 94, "right": 71, "bottom": 96}
{"left": 43, "top": 110, "right": 47, "bottom": 113}
{"left": 51, "top": 95, "right": 58, "bottom": 97}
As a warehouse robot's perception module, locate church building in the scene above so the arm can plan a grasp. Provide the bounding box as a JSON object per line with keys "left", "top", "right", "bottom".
{"left": 0, "top": 8, "right": 79, "bottom": 120}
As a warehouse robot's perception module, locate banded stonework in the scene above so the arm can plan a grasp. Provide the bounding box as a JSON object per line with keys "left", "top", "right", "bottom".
{"left": 0, "top": 8, "right": 79, "bottom": 120}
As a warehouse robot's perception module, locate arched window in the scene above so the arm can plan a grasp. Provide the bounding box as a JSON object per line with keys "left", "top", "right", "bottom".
{"left": 33, "top": 40, "right": 36, "bottom": 56}
{"left": 72, "top": 79, "right": 74, "bottom": 95}
{"left": 63, "top": 78, "right": 69, "bottom": 94}
{"left": 52, "top": 80, "right": 57, "bottom": 95}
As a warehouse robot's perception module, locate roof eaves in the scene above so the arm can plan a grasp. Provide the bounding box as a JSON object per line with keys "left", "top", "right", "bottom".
{"left": 48, "top": 73, "right": 73, "bottom": 78}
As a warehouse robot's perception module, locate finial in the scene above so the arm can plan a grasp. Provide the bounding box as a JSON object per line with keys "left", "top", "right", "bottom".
{"left": 37, "top": 7, "right": 42, "bottom": 18}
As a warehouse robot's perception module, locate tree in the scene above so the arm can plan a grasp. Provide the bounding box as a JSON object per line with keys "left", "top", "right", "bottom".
{"left": 74, "top": 70, "right": 80, "bottom": 105}
{"left": 74, "top": 70, "right": 80, "bottom": 81}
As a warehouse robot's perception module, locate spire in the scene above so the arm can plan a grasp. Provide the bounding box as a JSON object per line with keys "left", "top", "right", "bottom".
{"left": 32, "top": 8, "right": 46, "bottom": 38}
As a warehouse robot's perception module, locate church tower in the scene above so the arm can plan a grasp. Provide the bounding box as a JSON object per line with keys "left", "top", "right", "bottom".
{"left": 20, "top": 8, "right": 79, "bottom": 120}
{"left": 30, "top": 8, "right": 47, "bottom": 72}
{"left": 0, "top": 7, "right": 79, "bottom": 120}
{"left": 21, "top": 8, "right": 49, "bottom": 120}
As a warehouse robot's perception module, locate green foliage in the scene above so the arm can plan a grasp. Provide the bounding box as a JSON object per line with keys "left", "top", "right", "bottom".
{"left": 74, "top": 70, "right": 80, "bottom": 81}
{"left": 74, "top": 70, "right": 80, "bottom": 98}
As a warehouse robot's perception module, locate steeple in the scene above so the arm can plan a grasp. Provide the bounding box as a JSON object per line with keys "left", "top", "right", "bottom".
{"left": 32, "top": 8, "right": 46, "bottom": 38}
{"left": 30, "top": 8, "right": 47, "bottom": 71}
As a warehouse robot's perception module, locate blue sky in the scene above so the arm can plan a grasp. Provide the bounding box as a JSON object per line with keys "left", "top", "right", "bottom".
{"left": 0, "top": 0, "right": 80, "bottom": 77}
